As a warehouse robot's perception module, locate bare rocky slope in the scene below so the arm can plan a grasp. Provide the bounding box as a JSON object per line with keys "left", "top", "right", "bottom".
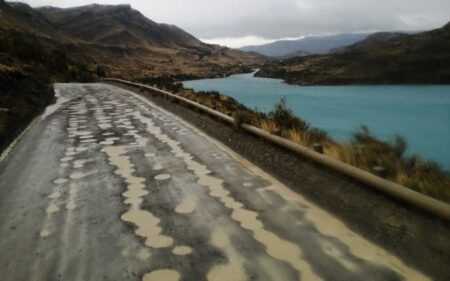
{"left": 35, "top": 3, "right": 265, "bottom": 79}
{"left": 0, "top": 1, "right": 264, "bottom": 153}
{"left": 1, "top": 1, "right": 264, "bottom": 81}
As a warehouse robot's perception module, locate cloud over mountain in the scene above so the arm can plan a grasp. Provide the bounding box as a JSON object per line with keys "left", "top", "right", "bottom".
{"left": 22, "top": 0, "right": 450, "bottom": 45}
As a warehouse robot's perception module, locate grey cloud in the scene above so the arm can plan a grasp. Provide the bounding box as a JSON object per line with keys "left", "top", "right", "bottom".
{"left": 21, "top": 0, "right": 450, "bottom": 40}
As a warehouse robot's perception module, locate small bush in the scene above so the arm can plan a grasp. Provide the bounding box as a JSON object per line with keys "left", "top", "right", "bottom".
{"left": 268, "top": 97, "right": 310, "bottom": 131}
{"left": 233, "top": 110, "right": 253, "bottom": 128}
{"left": 96, "top": 65, "right": 107, "bottom": 78}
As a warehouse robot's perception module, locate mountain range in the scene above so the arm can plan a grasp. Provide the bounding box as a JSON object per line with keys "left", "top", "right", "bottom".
{"left": 256, "top": 22, "right": 450, "bottom": 85}
{"left": 239, "top": 33, "right": 371, "bottom": 57}
{"left": 0, "top": 2, "right": 264, "bottom": 82}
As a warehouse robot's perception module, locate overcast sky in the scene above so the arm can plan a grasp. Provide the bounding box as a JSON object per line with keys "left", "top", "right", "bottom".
{"left": 20, "top": 0, "right": 450, "bottom": 48}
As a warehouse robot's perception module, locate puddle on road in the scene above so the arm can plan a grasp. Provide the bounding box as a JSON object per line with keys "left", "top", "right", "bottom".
{"left": 60, "top": 157, "right": 73, "bottom": 162}
{"left": 75, "top": 147, "right": 88, "bottom": 152}
{"left": 143, "top": 269, "right": 180, "bottom": 281}
{"left": 235, "top": 154, "right": 432, "bottom": 280}
{"left": 192, "top": 112, "right": 433, "bottom": 281}
{"left": 129, "top": 91, "right": 433, "bottom": 281}
{"left": 46, "top": 203, "right": 59, "bottom": 214}
{"left": 101, "top": 146, "right": 174, "bottom": 249}
{"left": 38, "top": 84, "right": 431, "bottom": 281}
{"left": 137, "top": 248, "right": 151, "bottom": 261}
{"left": 79, "top": 135, "right": 94, "bottom": 139}
{"left": 172, "top": 246, "right": 192, "bottom": 256}
{"left": 175, "top": 198, "right": 195, "bottom": 214}
{"left": 319, "top": 240, "right": 358, "bottom": 272}
{"left": 53, "top": 178, "right": 68, "bottom": 184}
{"left": 40, "top": 229, "right": 50, "bottom": 238}
{"left": 48, "top": 191, "right": 61, "bottom": 199}
{"left": 80, "top": 138, "right": 97, "bottom": 143}
{"left": 154, "top": 174, "right": 171, "bottom": 180}
{"left": 69, "top": 172, "right": 87, "bottom": 180}
{"left": 73, "top": 160, "right": 86, "bottom": 169}
{"left": 207, "top": 230, "right": 246, "bottom": 281}
{"left": 133, "top": 110, "right": 320, "bottom": 281}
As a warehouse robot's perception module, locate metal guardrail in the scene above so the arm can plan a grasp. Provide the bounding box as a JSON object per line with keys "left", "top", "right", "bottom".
{"left": 103, "top": 78, "right": 450, "bottom": 221}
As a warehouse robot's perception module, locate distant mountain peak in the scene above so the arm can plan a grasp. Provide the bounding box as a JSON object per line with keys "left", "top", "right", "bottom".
{"left": 38, "top": 4, "right": 203, "bottom": 49}
{"left": 257, "top": 22, "right": 450, "bottom": 85}
{"left": 239, "top": 33, "right": 370, "bottom": 57}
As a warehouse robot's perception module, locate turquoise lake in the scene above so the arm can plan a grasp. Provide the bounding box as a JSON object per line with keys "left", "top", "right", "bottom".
{"left": 183, "top": 72, "right": 450, "bottom": 170}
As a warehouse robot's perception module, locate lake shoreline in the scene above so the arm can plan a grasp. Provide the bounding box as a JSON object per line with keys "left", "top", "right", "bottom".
{"left": 183, "top": 72, "right": 450, "bottom": 170}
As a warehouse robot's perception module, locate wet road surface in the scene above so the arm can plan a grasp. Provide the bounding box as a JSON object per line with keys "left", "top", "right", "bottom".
{"left": 0, "top": 83, "right": 432, "bottom": 281}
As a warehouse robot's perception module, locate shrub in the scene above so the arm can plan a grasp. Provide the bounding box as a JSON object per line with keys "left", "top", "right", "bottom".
{"left": 268, "top": 97, "right": 310, "bottom": 131}
{"left": 233, "top": 110, "right": 253, "bottom": 128}
{"left": 96, "top": 65, "right": 107, "bottom": 78}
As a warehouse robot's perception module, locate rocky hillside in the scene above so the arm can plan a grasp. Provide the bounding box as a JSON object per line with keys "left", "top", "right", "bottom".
{"left": 0, "top": 1, "right": 263, "bottom": 153}
{"left": 38, "top": 4, "right": 203, "bottom": 49}
{"left": 36, "top": 3, "right": 264, "bottom": 79}
{"left": 1, "top": 2, "right": 264, "bottom": 81}
{"left": 256, "top": 23, "right": 450, "bottom": 85}
{"left": 0, "top": 63, "right": 54, "bottom": 153}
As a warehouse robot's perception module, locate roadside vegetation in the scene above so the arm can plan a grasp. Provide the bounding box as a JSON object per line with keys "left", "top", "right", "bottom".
{"left": 0, "top": 65, "right": 54, "bottom": 153}
{"left": 165, "top": 86, "right": 450, "bottom": 203}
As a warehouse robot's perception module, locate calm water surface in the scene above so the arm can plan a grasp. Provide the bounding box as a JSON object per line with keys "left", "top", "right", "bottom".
{"left": 184, "top": 72, "right": 450, "bottom": 170}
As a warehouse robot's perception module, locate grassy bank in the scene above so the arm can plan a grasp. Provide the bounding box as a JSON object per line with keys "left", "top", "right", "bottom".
{"left": 165, "top": 85, "right": 450, "bottom": 203}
